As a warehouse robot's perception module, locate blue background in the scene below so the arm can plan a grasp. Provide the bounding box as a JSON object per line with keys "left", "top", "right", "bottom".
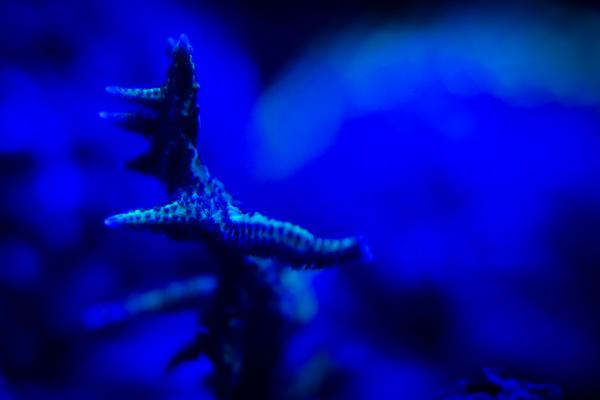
{"left": 1, "top": 0, "right": 599, "bottom": 398}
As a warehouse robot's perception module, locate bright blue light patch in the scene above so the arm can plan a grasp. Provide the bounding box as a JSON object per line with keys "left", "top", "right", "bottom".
{"left": 251, "top": 13, "right": 600, "bottom": 180}
{"left": 253, "top": 59, "right": 345, "bottom": 179}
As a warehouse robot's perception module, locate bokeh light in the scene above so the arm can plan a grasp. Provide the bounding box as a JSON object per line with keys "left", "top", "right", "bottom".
{"left": 1, "top": 1, "right": 599, "bottom": 398}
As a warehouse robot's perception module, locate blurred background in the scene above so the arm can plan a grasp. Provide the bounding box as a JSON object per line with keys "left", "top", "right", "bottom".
{"left": 1, "top": 0, "right": 600, "bottom": 398}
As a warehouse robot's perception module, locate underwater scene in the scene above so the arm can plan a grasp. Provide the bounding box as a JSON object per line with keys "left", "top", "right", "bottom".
{"left": 1, "top": 0, "right": 599, "bottom": 399}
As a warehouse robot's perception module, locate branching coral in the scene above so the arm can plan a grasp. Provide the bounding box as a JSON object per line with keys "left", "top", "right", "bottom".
{"left": 93, "top": 34, "right": 370, "bottom": 399}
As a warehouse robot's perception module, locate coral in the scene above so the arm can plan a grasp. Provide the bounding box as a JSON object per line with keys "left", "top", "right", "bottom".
{"left": 94, "top": 34, "right": 370, "bottom": 399}
{"left": 101, "top": 34, "right": 368, "bottom": 269}
{"left": 436, "top": 368, "right": 563, "bottom": 400}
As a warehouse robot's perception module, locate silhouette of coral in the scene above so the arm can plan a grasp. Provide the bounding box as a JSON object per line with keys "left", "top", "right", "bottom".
{"left": 102, "top": 34, "right": 368, "bottom": 269}
{"left": 94, "top": 34, "right": 370, "bottom": 399}
{"left": 437, "top": 368, "right": 563, "bottom": 400}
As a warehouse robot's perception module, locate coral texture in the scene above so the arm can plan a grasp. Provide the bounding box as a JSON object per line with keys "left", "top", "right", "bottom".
{"left": 102, "top": 34, "right": 368, "bottom": 269}
{"left": 97, "top": 34, "right": 370, "bottom": 399}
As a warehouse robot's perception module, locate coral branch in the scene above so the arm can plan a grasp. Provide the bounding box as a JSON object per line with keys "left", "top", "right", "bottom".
{"left": 97, "top": 33, "right": 370, "bottom": 398}
{"left": 105, "top": 86, "right": 165, "bottom": 105}
{"left": 83, "top": 275, "right": 217, "bottom": 329}
{"left": 102, "top": 33, "right": 369, "bottom": 267}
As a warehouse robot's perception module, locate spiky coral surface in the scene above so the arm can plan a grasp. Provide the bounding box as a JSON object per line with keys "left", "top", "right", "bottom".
{"left": 102, "top": 34, "right": 369, "bottom": 269}
{"left": 98, "top": 34, "right": 370, "bottom": 399}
